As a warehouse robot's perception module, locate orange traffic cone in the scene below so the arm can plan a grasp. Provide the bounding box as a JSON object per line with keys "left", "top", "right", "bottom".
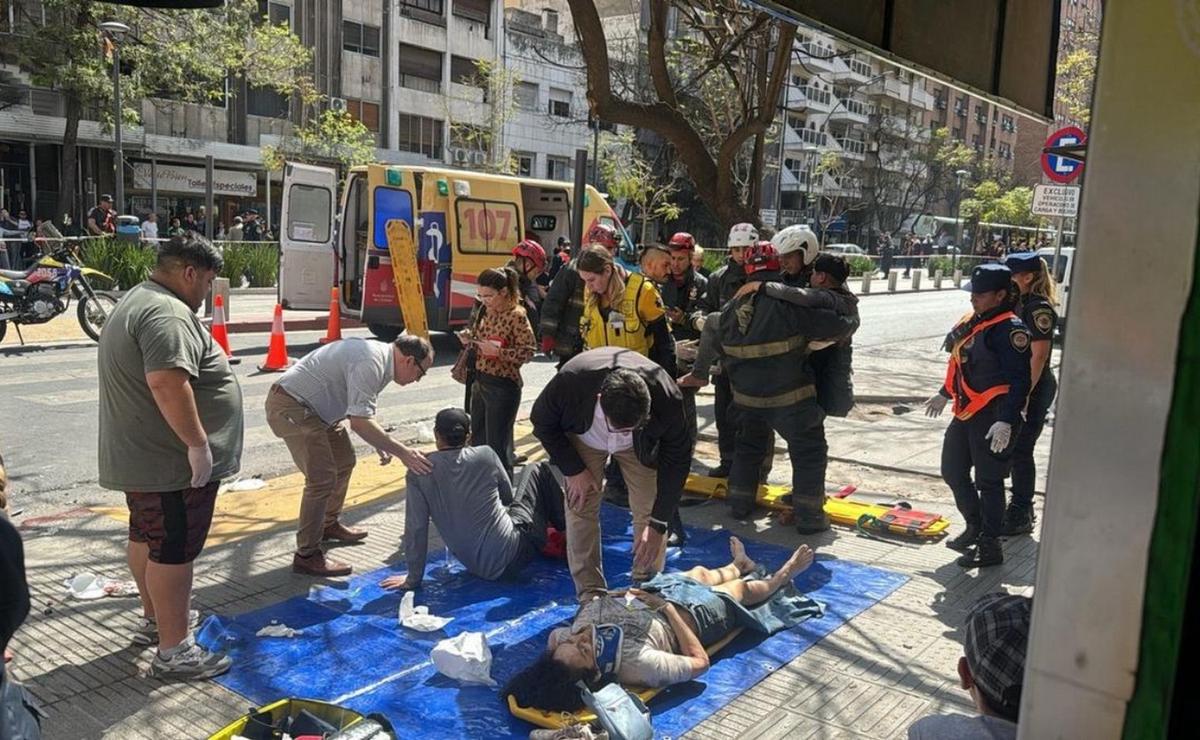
{"left": 319, "top": 286, "right": 342, "bottom": 344}
{"left": 210, "top": 294, "right": 240, "bottom": 364}
{"left": 257, "top": 304, "right": 293, "bottom": 372}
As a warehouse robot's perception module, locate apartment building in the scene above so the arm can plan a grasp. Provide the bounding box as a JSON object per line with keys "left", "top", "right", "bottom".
{"left": 0, "top": 0, "right": 598, "bottom": 229}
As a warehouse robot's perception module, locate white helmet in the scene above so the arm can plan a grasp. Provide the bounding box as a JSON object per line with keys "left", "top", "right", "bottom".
{"left": 773, "top": 224, "right": 820, "bottom": 267}
{"left": 727, "top": 222, "right": 759, "bottom": 248}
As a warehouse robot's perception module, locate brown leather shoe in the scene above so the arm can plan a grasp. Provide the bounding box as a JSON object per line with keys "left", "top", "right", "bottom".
{"left": 292, "top": 551, "right": 352, "bottom": 577}
{"left": 323, "top": 521, "right": 369, "bottom": 543}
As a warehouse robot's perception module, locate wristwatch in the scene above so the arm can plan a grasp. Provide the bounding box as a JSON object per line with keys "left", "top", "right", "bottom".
{"left": 647, "top": 518, "right": 668, "bottom": 535}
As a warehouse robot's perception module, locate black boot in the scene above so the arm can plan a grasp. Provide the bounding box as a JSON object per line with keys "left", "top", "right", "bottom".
{"left": 793, "top": 493, "right": 830, "bottom": 534}
{"left": 946, "top": 523, "right": 981, "bottom": 552}
{"left": 956, "top": 536, "right": 1004, "bottom": 568}
{"left": 729, "top": 496, "right": 755, "bottom": 519}
{"left": 1000, "top": 505, "right": 1036, "bottom": 537}
{"left": 708, "top": 462, "right": 732, "bottom": 478}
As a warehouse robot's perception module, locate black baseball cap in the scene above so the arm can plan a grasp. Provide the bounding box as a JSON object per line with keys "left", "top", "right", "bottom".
{"left": 434, "top": 408, "right": 470, "bottom": 440}
{"left": 812, "top": 253, "right": 850, "bottom": 284}
{"left": 963, "top": 263, "right": 1014, "bottom": 293}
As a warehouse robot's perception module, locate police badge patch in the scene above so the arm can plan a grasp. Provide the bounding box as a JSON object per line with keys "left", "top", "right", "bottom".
{"left": 1010, "top": 330, "right": 1030, "bottom": 351}
{"left": 1033, "top": 308, "right": 1054, "bottom": 333}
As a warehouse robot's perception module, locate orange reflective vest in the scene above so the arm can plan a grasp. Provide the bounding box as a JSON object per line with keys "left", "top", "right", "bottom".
{"left": 942, "top": 311, "right": 1017, "bottom": 420}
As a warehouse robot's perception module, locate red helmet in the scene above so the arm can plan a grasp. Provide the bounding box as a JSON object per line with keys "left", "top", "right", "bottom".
{"left": 586, "top": 223, "right": 620, "bottom": 251}
{"left": 667, "top": 232, "right": 696, "bottom": 251}
{"left": 744, "top": 241, "right": 781, "bottom": 275}
{"left": 512, "top": 239, "right": 547, "bottom": 272}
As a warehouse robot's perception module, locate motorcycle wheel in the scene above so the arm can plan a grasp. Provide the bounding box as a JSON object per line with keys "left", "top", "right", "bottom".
{"left": 78, "top": 291, "right": 119, "bottom": 342}
{"left": 0, "top": 319, "right": 6, "bottom": 344}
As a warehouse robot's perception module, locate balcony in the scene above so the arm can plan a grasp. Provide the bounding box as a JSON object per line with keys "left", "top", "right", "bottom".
{"left": 795, "top": 41, "right": 835, "bottom": 72}
{"left": 787, "top": 125, "right": 827, "bottom": 149}
{"left": 828, "top": 97, "right": 869, "bottom": 125}
{"left": 836, "top": 138, "right": 866, "bottom": 159}
{"left": 797, "top": 84, "right": 833, "bottom": 112}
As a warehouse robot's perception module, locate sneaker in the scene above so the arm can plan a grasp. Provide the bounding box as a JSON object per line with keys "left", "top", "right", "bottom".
{"left": 149, "top": 637, "right": 232, "bottom": 681}
{"left": 530, "top": 724, "right": 608, "bottom": 740}
{"left": 132, "top": 609, "right": 201, "bottom": 646}
{"left": 1000, "top": 505, "right": 1036, "bottom": 537}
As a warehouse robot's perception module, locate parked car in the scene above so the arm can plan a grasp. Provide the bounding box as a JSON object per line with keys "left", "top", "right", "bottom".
{"left": 1038, "top": 246, "right": 1075, "bottom": 336}
{"left": 823, "top": 243, "right": 865, "bottom": 255}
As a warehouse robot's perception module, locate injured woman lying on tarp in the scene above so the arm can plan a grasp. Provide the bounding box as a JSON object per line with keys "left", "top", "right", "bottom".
{"left": 504, "top": 537, "right": 823, "bottom": 712}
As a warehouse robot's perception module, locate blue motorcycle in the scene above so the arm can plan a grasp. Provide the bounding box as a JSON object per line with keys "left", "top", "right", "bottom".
{"left": 0, "top": 245, "right": 117, "bottom": 343}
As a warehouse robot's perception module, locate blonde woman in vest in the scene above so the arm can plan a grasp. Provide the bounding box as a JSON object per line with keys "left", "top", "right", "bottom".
{"left": 576, "top": 245, "right": 676, "bottom": 376}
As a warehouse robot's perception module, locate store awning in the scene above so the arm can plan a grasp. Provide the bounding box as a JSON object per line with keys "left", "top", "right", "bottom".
{"left": 747, "top": 0, "right": 1059, "bottom": 121}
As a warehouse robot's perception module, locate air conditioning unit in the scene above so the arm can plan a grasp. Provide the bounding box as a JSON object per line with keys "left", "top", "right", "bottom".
{"left": 470, "top": 151, "right": 487, "bottom": 166}
{"left": 451, "top": 147, "right": 469, "bottom": 164}
{"left": 329, "top": 97, "right": 348, "bottom": 112}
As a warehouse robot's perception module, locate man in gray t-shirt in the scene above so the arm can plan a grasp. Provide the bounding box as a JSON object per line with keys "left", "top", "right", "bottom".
{"left": 380, "top": 408, "right": 566, "bottom": 590}
{"left": 97, "top": 235, "right": 242, "bottom": 681}
{"left": 265, "top": 335, "right": 434, "bottom": 577}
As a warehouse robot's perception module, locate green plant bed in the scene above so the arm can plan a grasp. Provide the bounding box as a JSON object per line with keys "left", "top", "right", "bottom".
{"left": 243, "top": 244, "right": 280, "bottom": 287}
{"left": 79, "top": 238, "right": 155, "bottom": 289}
{"left": 846, "top": 255, "right": 875, "bottom": 276}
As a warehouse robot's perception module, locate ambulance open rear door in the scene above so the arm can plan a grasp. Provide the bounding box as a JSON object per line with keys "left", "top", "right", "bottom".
{"left": 278, "top": 163, "right": 338, "bottom": 310}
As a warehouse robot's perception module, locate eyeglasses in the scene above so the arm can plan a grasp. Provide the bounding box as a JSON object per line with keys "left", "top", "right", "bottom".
{"left": 414, "top": 358, "right": 430, "bottom": 380}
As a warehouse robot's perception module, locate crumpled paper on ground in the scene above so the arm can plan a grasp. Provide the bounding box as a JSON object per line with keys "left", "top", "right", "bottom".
{"left": 63, "top": 574, "right": 139, "bottom": 600}
{"left": 398, "top": 591, "right": 453, "bottom": 632}
{"left": 431, "top": 631, "right": 496, "bottom": 686}
{"left": 256, "top": 621, "right": 303, "bottom": 638}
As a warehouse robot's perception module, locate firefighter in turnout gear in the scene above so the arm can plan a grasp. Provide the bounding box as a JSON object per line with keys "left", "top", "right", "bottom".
{"left": 926, "top": 263, "right": 1032, "bottom": 569}
{"left": 662, "top": 232, "right": 708, "bottom": 341}
{"left": 715, "top": 242, "right": 859, "bottom": 531}
{"left": 686, "top": 223, "right": 757, "bottom": 478}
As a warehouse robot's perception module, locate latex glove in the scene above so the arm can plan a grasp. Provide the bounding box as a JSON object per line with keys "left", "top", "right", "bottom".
{"left": 188, "top": 442, "right": 213, "bottom": 488}
{"left": 565, "top": 470, "right": 599, "bottom": 510}
{"left": 924, "top": 394, "right": 948, "bottom": 418}
{"left": 540, "top": 336, "right": 556, "bottom": 354}
{"left": 986, "top": 422, "right": 1013, "bottom": 454}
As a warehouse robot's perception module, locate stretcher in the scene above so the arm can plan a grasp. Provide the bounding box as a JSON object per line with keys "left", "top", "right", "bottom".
{"left": 209, "top": 697, "right": 394, "bottom": 739}
{"left": 684, "top": 474, "right": 950, "bottom": 539}
{"left": 384, "top": 219, "right": 428, "bottom": 339}
{"left": 508, "top": 628, "right": 744, "bottom": 729}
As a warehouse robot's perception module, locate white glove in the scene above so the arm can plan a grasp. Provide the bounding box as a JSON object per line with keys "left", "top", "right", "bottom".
{"left": 924, "top": 394, "right": 948, "bottom": 418}
{"left": 188, "top": 442, "right": 214, "bottom": 488}
{"left": 985, "top": 422, "right": 1013, "bottom": 454}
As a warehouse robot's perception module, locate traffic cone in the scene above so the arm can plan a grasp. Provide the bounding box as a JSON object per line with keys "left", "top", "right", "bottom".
{"left": 319, "top": 286, "right": 342, "bottom": 344}
{"left": 210, "top": 294, "right": 240, "bottom": 364}
{"left": 257, "top": 304, "right": 293, "bottom": 372}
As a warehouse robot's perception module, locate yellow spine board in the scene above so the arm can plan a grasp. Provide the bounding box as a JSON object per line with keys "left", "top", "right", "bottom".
{"left": 508, "top": 628, "right": 744, "bottom": 730}
{"left": 683, "top": 474, "right": 950, "bottom": 538}
{"left": 384, "top": 219, "right": 429, "bottom": 339}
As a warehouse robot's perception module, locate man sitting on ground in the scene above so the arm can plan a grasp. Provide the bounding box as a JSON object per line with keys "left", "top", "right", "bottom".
{"left": 908, "top": 593, "right": 1031, "bottom": 739}
{"left": 380, "top": 408, "right": 567, "bottom": 590}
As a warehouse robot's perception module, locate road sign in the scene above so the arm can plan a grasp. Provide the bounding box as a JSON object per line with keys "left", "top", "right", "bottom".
{"left": 760, "top": 208, "right": 778, "bottom": 227}
{"left": 1042, "top": 126, "right": 1086, "bottom": 183}
{"left": 1031, "top": 184, "right": 1081, "bottom": 217}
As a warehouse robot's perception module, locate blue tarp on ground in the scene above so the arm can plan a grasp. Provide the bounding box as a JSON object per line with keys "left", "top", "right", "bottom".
{"left": 199, "top": 505, "right": 908, "bottom": 738}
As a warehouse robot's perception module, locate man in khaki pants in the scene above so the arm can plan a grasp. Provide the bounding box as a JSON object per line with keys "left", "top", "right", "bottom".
{"left": 266, "top": 335, "right": 434, "bottom": 577}
{"left": 531, "top": 347, "right": 693, "bottom": 601}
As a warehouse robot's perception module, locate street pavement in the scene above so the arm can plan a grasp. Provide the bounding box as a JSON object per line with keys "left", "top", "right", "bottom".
{"left": 0, "top": 287, "right": 1052, "bottom": 738}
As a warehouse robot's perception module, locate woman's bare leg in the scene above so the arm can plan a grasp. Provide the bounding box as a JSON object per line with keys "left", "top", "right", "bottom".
{"left": 713, "top": 543, "right": 814, "bottom": 607}
{"left": 682, "top": 537, "right": 759, "bottom": 586}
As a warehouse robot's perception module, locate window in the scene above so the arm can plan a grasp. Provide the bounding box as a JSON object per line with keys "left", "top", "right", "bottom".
{"left": 399, "top": 43, "right": 443, "bottom": 93}
{"left": 515, "top": 82, "right": 539, "bottom": 110}
{"left": 516, "top": 152, "right": 535, "bottom": 177}
{"left": 952, "top": 126, "right": 963, "bottom": 139}
{"left": 546, "top": 156, "right": 571, "bottom": 181}
{"left": 345, "top": 98, "right": 381, "bottom": 132}
{"left": 400, "top": 0, "right": 444, "bottom": 23}
{"left": 549, "top": 88, "right": 571, "bottom": 118}
{"left": 397, "top": 114, "right": 444, "bottom": 159}
{"left": 456, "top": 199, "right": 520, "bottom": 254}
{"left": 1002, "top": 114, "right": 1015, "bottom": 132}
{"left": 247, "top": 86, "right": 289, "bottom": 118}
{"left": 287, "top": 185, "right": 331, "bottom": 243}
{"left": 343, "top": 21, "right": 380, "bottom": 56}
{"left": 260, "top": 1, "right": 290, "bottom": 27}
{"left": 543, "top": 9, "right": 558, "bottom": 33}
{"left": 453, "top": 0, "right": 492, "bottom": 37}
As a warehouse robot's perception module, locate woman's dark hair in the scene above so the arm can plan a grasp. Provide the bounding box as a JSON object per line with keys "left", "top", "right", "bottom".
{"left": 478, "top": 266, "right": 520, "bottom": 298}
{"left": 504, "top": 650, "right": 600, "bottom": 713}
{"left": 576, "top": 245, "right": 614, "bottom": 275}
{"left": 599, "top": 368, "right": 651, "bottom": 430}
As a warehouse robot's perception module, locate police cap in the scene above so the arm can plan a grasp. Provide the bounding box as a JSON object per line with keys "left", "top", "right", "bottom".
{"left": 1004, "top": 252, "right": 1043, "bottom": 274}
{"left": 964, "top": 263, "right": 1014, "bottom": 293}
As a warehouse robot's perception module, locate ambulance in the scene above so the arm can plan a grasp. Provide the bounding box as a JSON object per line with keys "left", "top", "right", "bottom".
{"left": 277, "top": 162, "right": 636, "bottom": 340}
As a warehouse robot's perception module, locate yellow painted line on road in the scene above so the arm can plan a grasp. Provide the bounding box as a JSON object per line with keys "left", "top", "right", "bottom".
{"left": 91, "top": 426, "right": 547, "bottom": 546}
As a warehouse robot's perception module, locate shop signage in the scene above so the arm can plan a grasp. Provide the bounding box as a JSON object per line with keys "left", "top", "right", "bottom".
{"left": 132, "top": 162, "right": 257, "bottom": 197}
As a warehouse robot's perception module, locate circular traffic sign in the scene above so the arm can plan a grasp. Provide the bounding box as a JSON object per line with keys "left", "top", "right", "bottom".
{"left": 1042, "top": 126, "right": 1087, "bottom": 184}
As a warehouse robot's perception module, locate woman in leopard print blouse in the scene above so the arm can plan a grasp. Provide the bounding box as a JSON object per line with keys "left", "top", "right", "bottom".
{"left": 462, "top": 267, "right": 536, "bottom": 477}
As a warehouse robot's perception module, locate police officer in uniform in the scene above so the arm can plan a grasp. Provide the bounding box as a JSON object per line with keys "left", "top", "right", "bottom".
{"left": 1001, "top": 252, "right": 1060, "bottom": 536}
{"left": 715, "top": 242, "right": 859, "bottom": 531}
{"left": 926, "top": 264, "right": 1032, "bottom": 568}
{"left": 686, "top": 223, "right": 757, "bottom": 478}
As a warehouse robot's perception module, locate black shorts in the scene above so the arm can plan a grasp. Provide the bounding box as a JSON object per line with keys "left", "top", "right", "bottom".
{"left": 125, "top": 481, "right": 220, "bottom": 565}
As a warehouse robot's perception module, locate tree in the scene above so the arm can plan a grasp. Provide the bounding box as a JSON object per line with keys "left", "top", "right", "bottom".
{"left": 598, "top": 130, "right": 682, "bottom": 244}
{"left": 13, "top": 0, "right": 311, "bottom": 223}
{"left": 566, "top": 0, "right": 796, "bottom": 231}
{"left": 865, "top": 124, "right": 975, "bottom": 236}
{"left": 261, "top": 109, "right": 375, "bottom": 172}
{"left": 1056, "top": 30, "right": 1098, "bottom": 128}
{"left": 811, "top": 150, "right": 865, "bottom": 245}
{"left": 960, "top": 180, "right": 1045, "bottom": 247}
{"left": 447, "top": 59, "right": 522, "bottom": 174}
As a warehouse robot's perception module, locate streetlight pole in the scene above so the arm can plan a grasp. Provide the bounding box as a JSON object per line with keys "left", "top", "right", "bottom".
{"left": 100, "top": 21, "right": 130, "bottom": 217}
{"left": 954, "top": 168, "right": 970, "bottom": 271}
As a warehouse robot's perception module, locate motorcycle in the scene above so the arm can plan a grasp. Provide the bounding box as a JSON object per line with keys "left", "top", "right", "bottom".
{"left": 0, "top": 245, "right": 118, "bottom": 343}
